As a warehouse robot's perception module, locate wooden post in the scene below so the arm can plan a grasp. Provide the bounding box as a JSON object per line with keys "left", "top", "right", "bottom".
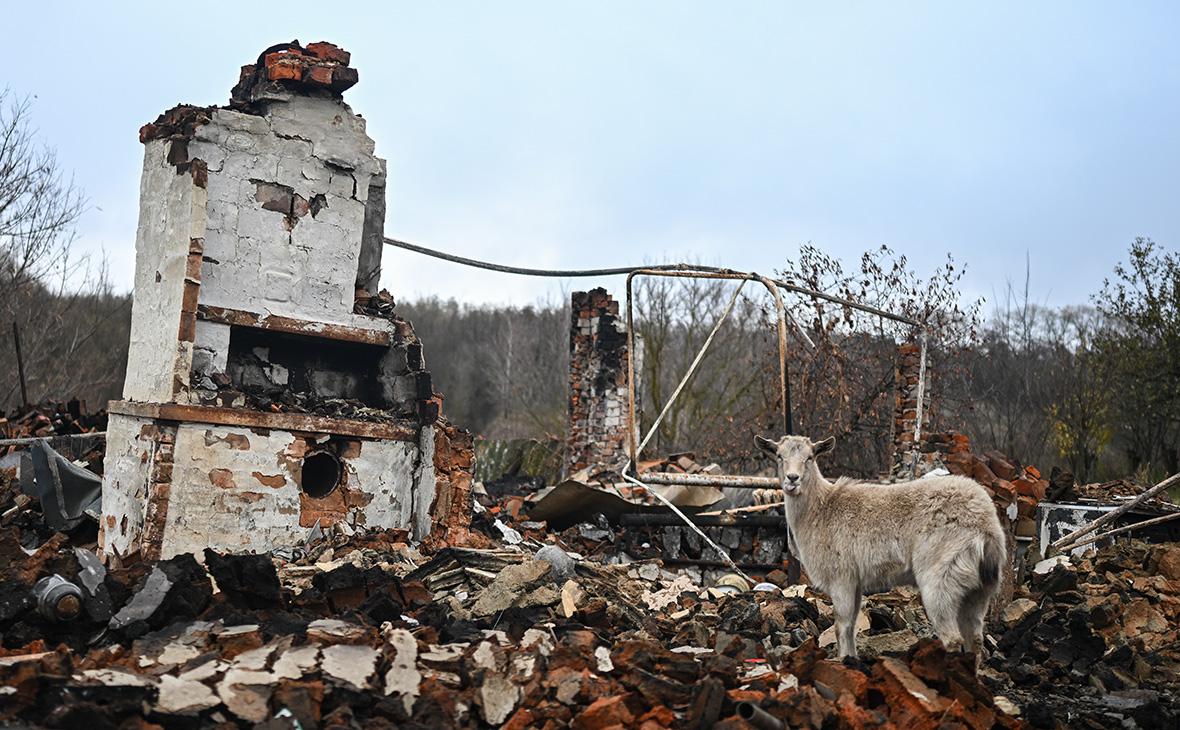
{"left": 11, "top": 322, "right": 28, "bottom": 408}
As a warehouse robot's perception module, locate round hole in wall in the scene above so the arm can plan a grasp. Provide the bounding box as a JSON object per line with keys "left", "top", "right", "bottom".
{"left": 301, "top": 451, "right": 342, "bottom": 498}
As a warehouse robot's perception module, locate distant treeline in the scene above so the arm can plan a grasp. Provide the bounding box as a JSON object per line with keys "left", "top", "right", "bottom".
{"left": 3, "top": 241, "right": 1175, "bottom": 487}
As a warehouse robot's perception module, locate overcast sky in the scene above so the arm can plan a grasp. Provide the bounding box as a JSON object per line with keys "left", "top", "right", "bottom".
{"left": 6, "top": 2, "right": 1178, "bottom": 310}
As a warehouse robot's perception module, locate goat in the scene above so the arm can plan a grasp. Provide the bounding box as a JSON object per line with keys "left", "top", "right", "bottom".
{"left": 755, "top": 434, "right": 1006, "bottom": 660}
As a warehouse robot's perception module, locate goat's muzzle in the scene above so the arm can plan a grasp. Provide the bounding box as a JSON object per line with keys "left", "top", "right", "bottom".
{"left": 783, "top": 475, "right": 801, "bottom": 495}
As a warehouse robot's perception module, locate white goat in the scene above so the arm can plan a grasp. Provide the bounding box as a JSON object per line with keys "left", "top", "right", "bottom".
{"left": 755, "top": 434, "right": 1006, "bottom": 660}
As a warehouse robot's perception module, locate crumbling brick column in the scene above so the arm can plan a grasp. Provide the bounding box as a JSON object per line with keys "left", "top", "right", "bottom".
{"left": 100, "top": 40, "right": 473, "bottom": 558}
{"left": 566, "top": 288, "right": 636, "bottom": 477}
{"left": 890, "top": 341, "right": 926, "bottom": 479}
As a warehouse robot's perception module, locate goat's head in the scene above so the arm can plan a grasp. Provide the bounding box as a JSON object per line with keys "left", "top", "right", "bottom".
{"left": 754, "top": 434, "right": 834, "bottom": 495}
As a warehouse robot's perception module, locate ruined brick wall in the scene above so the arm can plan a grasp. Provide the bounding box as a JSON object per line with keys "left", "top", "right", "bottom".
{"left": 565, "top": 288, "right": 636, "bottom": 476}
{"left": 890, "top": 341, "right": 926, "bottom": 479}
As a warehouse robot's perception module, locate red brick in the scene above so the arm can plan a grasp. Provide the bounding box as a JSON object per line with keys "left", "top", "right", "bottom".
{"left": 268, "top": 58, "right": 304, "bottom": 82}
{"left": 307, "top": 41, "right": 351, "bottom": 64}
{"left": 573, "top": 695, "right": 635, "bottom": 730}
{"left": 970, "top": 461, "right": 998, "bottom": 485}
{"left": 813, "top": 661, "right": 868, "bottom": 703}
{"left": 871, "top": 658, "right": 945, "bottom": 730}
{"left": 307, "top": 64, "right": 334, "bottom": 86}
{"left": 992, "top": 479, "right": 1016, "bottom": 502}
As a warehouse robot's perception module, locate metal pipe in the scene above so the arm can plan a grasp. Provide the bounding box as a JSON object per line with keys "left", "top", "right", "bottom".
{"left": 618, "top": 513, "right": 783, "bottom": 528}
{"left": 736, "top": 701, "right": 785, "bottom": 730}
{"left": 625, "top": 273, "right": 638, "bottom": 467}
{"left": 0, "top": 432, "right": 107, "bottom": 447}
{"left": 910, "top": 331, "right": 928, "bottom": 479}
{"left": 638, "top": 472, "right": 779, "bottom": 488}
{"left": 382, "top": 238, "right": 920, "bottom": 325}
{"left": 622, "top": 471, "right": 752, "bottom": 581}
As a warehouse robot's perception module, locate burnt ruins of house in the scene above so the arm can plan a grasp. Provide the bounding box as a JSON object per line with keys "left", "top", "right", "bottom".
{"left": 100, "top": 42, "right": 472, "bottom": 560}
{"left": 564, "top": 288, "right": 640, "bottom": 476}
{"left": 890, "top": 340, "right": 927, "bottom": 478}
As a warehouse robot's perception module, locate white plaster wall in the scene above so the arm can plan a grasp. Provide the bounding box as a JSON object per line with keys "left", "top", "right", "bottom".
{"left": 412, "top": 425, "right": 437, "bottom": 541}
{"left": 123, "top": 142, "right": 204, "bottom": 402}
{"left": 192, "top": 321, "right": 230, "bottom": 377}
{"left": 100, "top": 414, "right": 156, "bottom": 557}
{"left": 191, "top": 97, "right": 389, "bottom": 330}
{"left": 159, "top": 424, "right": 421, "bottom": 557}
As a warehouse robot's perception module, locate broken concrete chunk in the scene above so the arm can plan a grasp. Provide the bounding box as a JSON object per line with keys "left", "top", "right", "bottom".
{"left": 217, "top": 680, "right": 272, "bottom": 724}
{"left": 272, "top": 645, "right": 320, "bottom": 680}
{"left": 594, "top": 645, "right": 614, "bottom": 673}
{"left": 560, "top": 579, "right": 584, "bottom": 618}
{"left": 79, "top": 668, "right": 154, "bottom": 687}
{"left": 382, "top": 627, "right": 421, "bottom": 712}
{"left": 157, "top": 674, "right": 221, "bottom": 715}
{"left": 470, "top": 559, "right": 561, "bottom": 617}
{"left": 306, "top": 618, "right": 367, "bottom": 644}
{"left": 1001, "top": 597, "right": 1038, "bottom": 627}
{"left": 156, "top": 642, "right": 202, "bottom": 666}
{"left": 320, "top": 644, "right": 378, "bottom": 690}
{"left": 477, "top": 672, "right": 520, "bottom": 725}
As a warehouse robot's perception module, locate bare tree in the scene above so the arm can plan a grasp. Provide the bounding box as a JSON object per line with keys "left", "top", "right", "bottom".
{"left": 0, "top": 89, "right": 131, "bottom": 415}
{"left": 0, "top": 89, "right": 85, "bottom": 305}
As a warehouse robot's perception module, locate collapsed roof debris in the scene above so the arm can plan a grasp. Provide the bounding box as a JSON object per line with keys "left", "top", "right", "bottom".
{"left": 3, "top": 486, "right": 1179, "bottom": 728}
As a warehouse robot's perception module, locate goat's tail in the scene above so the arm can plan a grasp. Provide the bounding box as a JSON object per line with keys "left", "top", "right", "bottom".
{"left": 978, "top": 529, "right": 1006, "bottom": 588}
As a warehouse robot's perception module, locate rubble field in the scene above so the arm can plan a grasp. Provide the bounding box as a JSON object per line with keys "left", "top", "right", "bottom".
{"left": 3, "top": 453, "right": 1179, "bottom": 730}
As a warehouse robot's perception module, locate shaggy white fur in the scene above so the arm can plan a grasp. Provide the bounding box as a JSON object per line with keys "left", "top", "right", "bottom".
{"left": 755, "top": 434, "right": 1006, "bottom": 660}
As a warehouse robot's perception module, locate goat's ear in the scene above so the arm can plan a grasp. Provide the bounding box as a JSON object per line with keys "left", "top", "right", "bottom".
{"left": 754, "top": 435, "right": 779, "bottom": 456}
{"left": 812, "top": 436, "right": 835, "bottom": 456}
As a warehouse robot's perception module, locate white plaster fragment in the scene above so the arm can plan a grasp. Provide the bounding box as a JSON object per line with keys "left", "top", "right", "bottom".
{"left": 272, "top": 645, "right": 320, "bottom": 680}
{"left": 479, "top": 673, "right": 520, "bottom": 725}
{"left": 157, "top": 675, "right": 221, "bottom": 715}
{"left": 383, "top": 627, "right": 421, "bottom": 713}
{"left": 320, "top": 644, "right": 378, "bottom": 690}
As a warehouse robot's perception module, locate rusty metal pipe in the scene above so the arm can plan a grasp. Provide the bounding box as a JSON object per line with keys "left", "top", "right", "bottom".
{"left": 618, "top": 513, "right": 783, "bottom": 528}
{"left": 638, "top": 472, "right": 779, "bottom": 488}
{"left": 736, "top": 701, "right": 785, "bottom": 730}
{"left": 625, "top": 273, "right": 638, "bottom": 467}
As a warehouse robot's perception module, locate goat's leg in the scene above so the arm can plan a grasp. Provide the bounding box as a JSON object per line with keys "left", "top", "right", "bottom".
{"left": 918, "top": 574, "right": 966, "bottom": 653}
{"left": 955, "top": 586, "right": 989, "bottom": 656}
{"left": 829, "top": 585, "right": 862, "bottom": 660}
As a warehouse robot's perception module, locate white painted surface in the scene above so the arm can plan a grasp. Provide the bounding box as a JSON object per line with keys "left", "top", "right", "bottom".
{"left": 100, "top": 413, "right": 158, "bottom": 556}
{"left": 192, "top": 320, "right": 230, "bottom": 379}
{"left": 123, "top": 142, "right": 202, "bottom": 402}
{"left": 191, "top": 98, "right": 389, "bottom": 331}
{"left": 157, "top": 424, "right": 421, "bottom": 557}
{"left": 412, "top": 425, "right": 437, "bottom": 540}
